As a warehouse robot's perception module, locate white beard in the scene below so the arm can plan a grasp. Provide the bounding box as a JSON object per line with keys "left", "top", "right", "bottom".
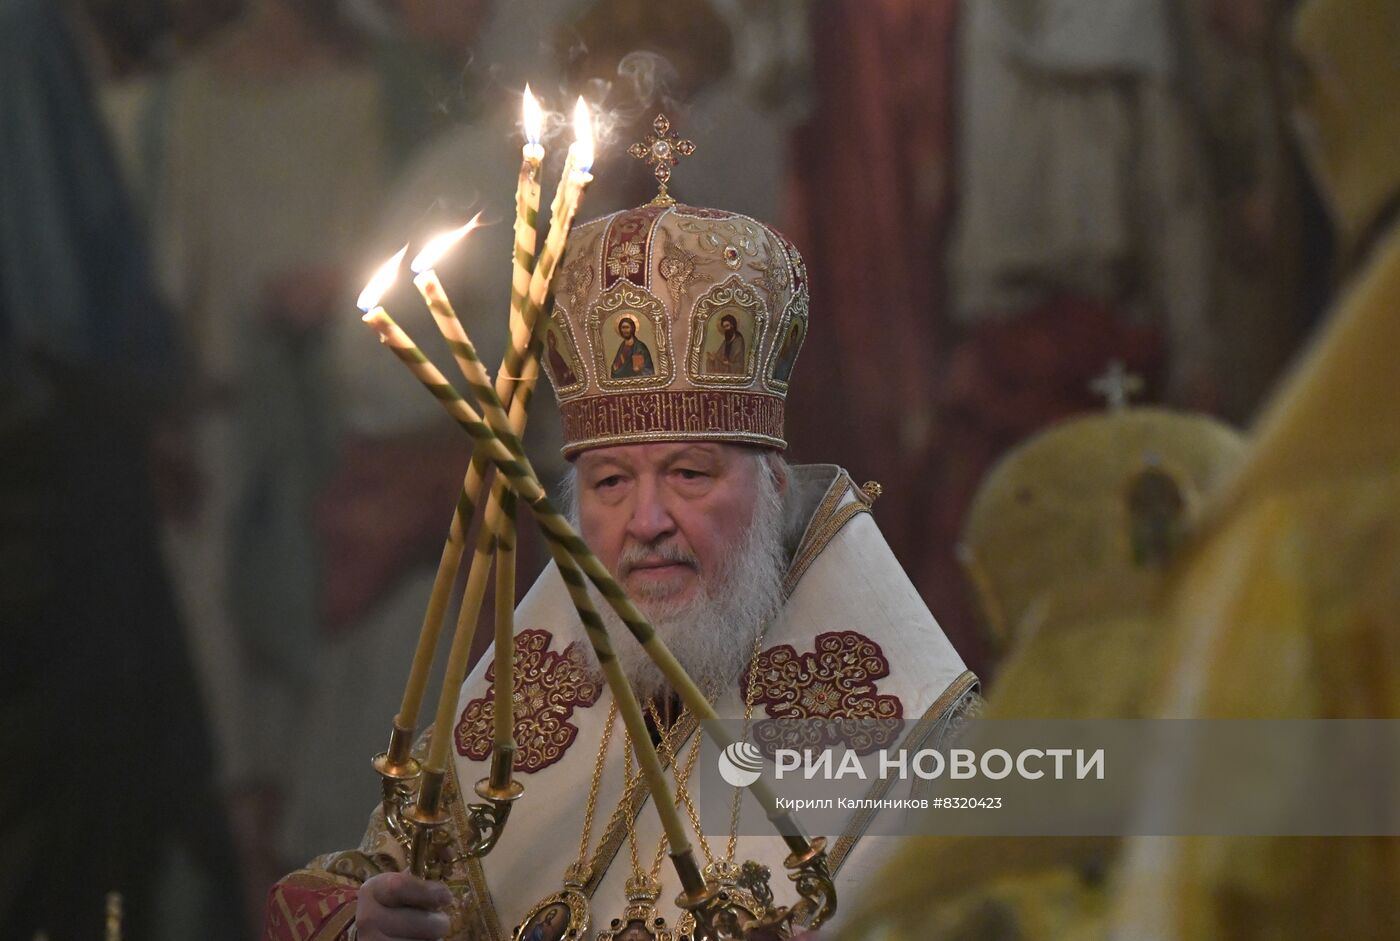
{"left": 564, "top": 458, "right": 788, "bottom": 701}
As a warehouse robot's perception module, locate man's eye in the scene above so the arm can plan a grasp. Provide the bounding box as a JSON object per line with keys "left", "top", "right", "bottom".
{"left": 595, "top": 475, "right": 624, "bottom": 490}
{"left": 674, "top": 468, "right": 708, "bottom": 481}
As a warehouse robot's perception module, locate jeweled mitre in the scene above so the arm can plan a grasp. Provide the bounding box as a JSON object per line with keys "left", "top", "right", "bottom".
{"left": 543, "top": 202, "right": 808, "bottom": 456}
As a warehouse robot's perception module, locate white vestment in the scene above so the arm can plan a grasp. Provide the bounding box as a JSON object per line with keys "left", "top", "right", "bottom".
{"left": 299, "top": 465, "right": 975, "bottom": 938}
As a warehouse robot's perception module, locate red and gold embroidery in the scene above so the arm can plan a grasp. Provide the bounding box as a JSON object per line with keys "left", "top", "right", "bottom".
{"left": 560, "top": 390, "right": 785, "bottom": 454}
{"left": 600, "top": 204, "right": 667, "bottom": 291}
{"left": 455, "top": 630, "right": 603, "bottom": 773}
{"left": 265, "top": 876, "right": 358, "bottom": 941}
{"left": 745, "top": 631, "right": 904, "bottom": 757}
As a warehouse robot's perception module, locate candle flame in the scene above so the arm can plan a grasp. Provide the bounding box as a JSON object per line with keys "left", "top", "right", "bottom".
{"left": 522, "top": 84, "right": 544, "bottom": 147}
{"left": 572, "top": 97, "right": 595, "bottom": 173}
{"left": 409, "top": 213, "right": 483, "bottom": 274}
{"left": 357, "top": 245, "right": 408, "bottom": 312}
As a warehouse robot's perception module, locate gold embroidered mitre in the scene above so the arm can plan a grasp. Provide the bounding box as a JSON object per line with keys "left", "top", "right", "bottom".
{"left": 542, "top": 198, "right": 809, "bottom": 456}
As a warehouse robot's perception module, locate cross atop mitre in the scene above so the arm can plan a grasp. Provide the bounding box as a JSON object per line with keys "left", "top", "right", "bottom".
{"left": 628, "top": 113, "right": 695, "bottom": 205}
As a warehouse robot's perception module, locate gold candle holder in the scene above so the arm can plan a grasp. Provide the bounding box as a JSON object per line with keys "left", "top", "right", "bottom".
{"left": 373, "top": 728, "right": 527, "bottom": 870}
{"left": 371, "top": 722, "right": 422, "bottom": 843}
{"left": 465, "top": 747, "right": 526, "bottom": 857}
{"left": 677, "top": 838, "right": 835, "bottom": 940}
{"left": 404, "top": 768, "right": 454, "bottom": 879}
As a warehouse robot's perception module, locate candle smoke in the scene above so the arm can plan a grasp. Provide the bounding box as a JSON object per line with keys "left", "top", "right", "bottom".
{"left": 576, "top": 51, "right": 684, "bottom": 159}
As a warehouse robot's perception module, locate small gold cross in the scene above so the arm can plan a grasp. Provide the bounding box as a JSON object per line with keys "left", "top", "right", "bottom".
{"left": 1090, "top": 359, "right": 1145, "bottom": 411}
{"left": 628, "top": 114, "right": 695, "bottom": 205}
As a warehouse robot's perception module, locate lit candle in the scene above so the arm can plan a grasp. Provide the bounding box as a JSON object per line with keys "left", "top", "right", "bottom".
{"left": 355, "top": 242, "right": 454, "bottom": 738}
{"left": 522, "top": 84, "right": 545, "bottom": 165}
{"left": 503, "top": 85, "right": 545, "bottom": 365}
{"left": 410, "top": 215, "right": 483, "bottom": 350}
{"left": 355, "top": 245, "right": 408, "bottom": 322}
{"left": 525, "top": 97, "right": 593, "bottom": 316}
{"left": 485, "top": 86, "right": 544, "bottom": 757}
{"left": 413, "top": 99, "right": 595, "bottom": 776}
{"left": 484, "top": 98, "right": 592, "bottom": 763}
{"left": 410, "top": 217, "right": 481, "bottom": 281}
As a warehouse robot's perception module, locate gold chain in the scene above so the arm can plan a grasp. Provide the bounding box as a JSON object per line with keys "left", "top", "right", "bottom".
{"left": 566, "top": 699, "right": 620, "bottom": 885}
{"left": 628, "top": 632, "right": 766, "bottom": 879}
{"left": 621, "top": 705, "right": 707, "bottom": 886}
{"left": 644, "top": 700, "right": 709, "bottom": 867}
{"left": 622, "top": 736, "right": 651, "bottom": 882}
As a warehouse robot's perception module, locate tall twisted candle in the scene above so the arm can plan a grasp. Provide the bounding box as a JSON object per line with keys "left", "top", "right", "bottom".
{"left": 519, "top": 98, "right": 593, "bottom": 343}
{"left": 380, "top": 220, "right": 477, "bottom": 734}
{"left": 410, "top": 102, "right": 592, "bottom": 777}
{"left": 364, "top": 308, "right": 694, "bottom": 857}
{"left": 411, "top": 271, "right": 536, "bottom": 776}
{"left": 356, "top": 244, "right": 461, "bottom": 740}
{"left": 492, "top": 84, "right": 543, "bottom": 754}
{"left": 386, "top": 87, "right": 548, "bottom": 736}
{"left": 492, "top": 492, "right": 518, "bottom": 750}
{"left": 510, "top": 84, "right": 545, "bottom": 362}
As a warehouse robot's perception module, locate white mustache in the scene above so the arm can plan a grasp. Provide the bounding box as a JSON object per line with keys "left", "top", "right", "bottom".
{"left": 617, "top": 540, "right": 699, "bottom": 577}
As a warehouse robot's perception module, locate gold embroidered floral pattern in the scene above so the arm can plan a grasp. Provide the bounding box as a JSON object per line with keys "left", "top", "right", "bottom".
{"left": 747, "top": 251, "right": 787, "bottom": 313}
{"left": 744, "top": 631, "right": 904, "bottom": 757}
{"left": 561, "top": 255, "right": 594, "bottom": 313}
{"left": 606, "top": 241, "right": 643, "bottom": 279}
{"left": 657, "top": 230, "right": 700, "bottom": 317}
{"left": 455, "top": 630, "right": 602, "bottom": 773}
{"left": 599, "top": 203, "right": 666, "bottom": 291}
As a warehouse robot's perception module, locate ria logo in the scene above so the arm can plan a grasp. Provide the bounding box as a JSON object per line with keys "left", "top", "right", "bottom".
{"left": 717, "top": 740, "right": 764, "bottom": 788}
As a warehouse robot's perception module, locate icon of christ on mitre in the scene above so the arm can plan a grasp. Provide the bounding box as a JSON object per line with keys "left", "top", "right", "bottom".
{"left": 267, "top": 124, "right": 976, "bottom": 941}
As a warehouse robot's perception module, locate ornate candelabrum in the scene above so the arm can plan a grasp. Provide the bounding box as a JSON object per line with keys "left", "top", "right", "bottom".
{"left": 372, "top": 725, "right": 525, "bottom": 878}
{"left": 677, "top": 835, "right": 836, "bottom": 940}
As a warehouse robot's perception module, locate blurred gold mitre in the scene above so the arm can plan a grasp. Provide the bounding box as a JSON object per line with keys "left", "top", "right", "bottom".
{"left": 959, "top": 406, "right": 1245, "bottom": 657}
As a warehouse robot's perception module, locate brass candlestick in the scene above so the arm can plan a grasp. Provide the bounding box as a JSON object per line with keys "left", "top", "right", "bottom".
{"left": 374, "top": 726, "right": 527, "bottom": 875}
{"left": 371, "top": 722, "right": 422, "bottom": 844}
{"left": 781, "top": 836, "right": 837, "bottom": 931}
{"left": 403, "top": 768, "right": 454, "bottom": 879}
{"left": 676, "top": 837, "right": 836, "bottom": 940}
{"left": 677, "top": 861, "right": 773, "bottom": 941}
{"left": 465, "top": 746, "right": 526, "bottom": 857}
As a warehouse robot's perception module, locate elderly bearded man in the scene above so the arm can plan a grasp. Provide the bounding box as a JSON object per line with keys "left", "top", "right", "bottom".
{"left": 266, "top": 195, "right": 976, "bottom": 941}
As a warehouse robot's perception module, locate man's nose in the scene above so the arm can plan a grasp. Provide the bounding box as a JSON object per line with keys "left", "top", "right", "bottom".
{"left": 625, "top": 477, "right": 677, "bottom": 544}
